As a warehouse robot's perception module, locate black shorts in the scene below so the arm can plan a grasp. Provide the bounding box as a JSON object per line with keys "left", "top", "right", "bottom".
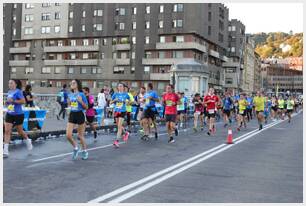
{"left": 207, "top": 111, "right": 216, "bottom": 119}
{"left": 177, "top": 110, "right": 186, "bottom": 115}
{"left": 5, "top": 113, "right": 24, "bottom": 126}
{"left": 86, "top": 115, "right": 95, "bottom": 124}
{"left": 271, "top": 106, "right": 278, "bottom": 112}
{"left": 165, "top": 114, "right": 177, "bottom": 123}
{"left": 69, "top": 111, "right": 85, "bottom": 125}
{"left": 278, "top": 108, "right": 284, "bottom": 111}
{"left": 223, "top": 109, "right": 231, "bottom": 117}
{"left": 114, "top": 111, "right": 126, "bottom": 119}
{"left": 144, "top": 107, "right": 156, "bottom": 120}
{"left": 238, "top": 110, "right": 247, "bottom": 116}
{"left": 287, "top": 109, "right": 293, "bottom": 113}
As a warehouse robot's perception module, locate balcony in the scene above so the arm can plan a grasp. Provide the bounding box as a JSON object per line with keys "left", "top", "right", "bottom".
{"left": 44, "top": 59, "right": 98, "bottom": 66}
{"left": 115, "top": 58, "right": 130, "bottom": 65}
{"left": 9, "top": 47, "right": 31, "bottom": 53}
{"left": 222, "top": 61, "right": 244, "bottom": 69}
{"left": 142, "top": 58, "right": 196, "bottom": 65}
{"left": 44, "top": 45, "right": 99, "bottom": 53}
{"left": 209, "top": 50, "right": 220, "bottom": 58}
{"left": 9, "top": 60, "right": 30, "bottom": 66}
{"left": 150, "top": 73, "right": 170, "bottom": 81}
{"left": 156, "top": 42, "right": 207, "bottom": 53}
{"left": 112, "top": 44, "right": 130, "bottom": 51}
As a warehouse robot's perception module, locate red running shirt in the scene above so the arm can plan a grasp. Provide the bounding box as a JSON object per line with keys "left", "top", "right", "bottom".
{"left": 204, "top": 95, "right": 219, "bottom": 112}
{"left": 163, "top": 93, "right": 179, "bottom": 115}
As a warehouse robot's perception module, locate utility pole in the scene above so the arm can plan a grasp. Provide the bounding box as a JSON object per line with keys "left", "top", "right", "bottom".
{"left": 237, "top": 34, "right": 246, "bottom": 94}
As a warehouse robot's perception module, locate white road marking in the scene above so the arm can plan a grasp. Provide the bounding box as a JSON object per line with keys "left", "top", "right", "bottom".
{"left": 89, "top": 112, "right": 301, "bottom": 203}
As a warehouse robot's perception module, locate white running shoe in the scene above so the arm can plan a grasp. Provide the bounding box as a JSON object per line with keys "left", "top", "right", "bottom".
{"left": 25, "top": 138, "right": 33, "bottom": 151}
{"left": 3, "top": 145, "right": 9, "bottom": 158}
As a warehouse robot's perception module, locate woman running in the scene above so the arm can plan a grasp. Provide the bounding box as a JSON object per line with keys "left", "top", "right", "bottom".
{"left": 237, "top": 94, "right": 248, "bottom": 131}
{"left": 3, "top": 79, "right": 33, "bottom": 158}
{"left": 66, "top": 79, "right": 89, "bottom": 160}
{"left": 83, "top": 87, "right": 98, "bottom": 142}
{"left": 192, "top": 93, "right": 204, "bottom": 132}
{"left": 286, "top": 96, "right": 295, "bottom": 123}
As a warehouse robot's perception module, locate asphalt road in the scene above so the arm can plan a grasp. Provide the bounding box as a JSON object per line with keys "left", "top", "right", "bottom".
{"left": 3, "top": 111, "right": 303, "bottom": 203}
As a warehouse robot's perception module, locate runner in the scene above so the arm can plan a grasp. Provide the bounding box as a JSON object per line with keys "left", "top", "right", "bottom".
{"left": 246, "top": 94, "right": 253, "bottom": 122}
{"left": 277, "top": 95, "right": 285, "bottom": 120}
{"left": 204, "top": 88, "right": 220, "bottom": 136}
{"left": 271, "top": 96, "right": 278, "bottom": 121}
{"left": 286, "top": 96, "right": 295, "bottom": 123}
{"left": 237, "top": 93, "right": 248, "bottom": 131}
{"left": 222, "top": 91, "right": 233, "bottom": 128}
{"left": 83, "top": 87, "right": 98, "bottom": 142}
{"left": 136, "top": 87, "right": 146, "bottom": 135}
{"left": 162, "top": 84, "right": 180, "bottom": 143}
{"left": 176, "top": 92, "right": 187, "bottom": 129}
{"left": 253, "top": 90, "right": 265, "bottom": 130}
{"left": 66, "top": 79, "right": 89, "bottom": 160}
{"left": 192, "top": 93, "right": 204, "bottom": 132}
{"left": 3, "top": 79, "right": 33, "bottom": 158}
{"left": 57, "top": 84, "right": 68, "bottom": 120}
{"left": 142, "top": 83, "right": 159, "bottom": 141}
{"left": 264, "top": 95, "right": 272, "bottom": 124}
{"left": 124, "top": 85, "right": 135, "bottom": 133}
{"left": 110, "top": 83, "right": 130, "bottom": 148}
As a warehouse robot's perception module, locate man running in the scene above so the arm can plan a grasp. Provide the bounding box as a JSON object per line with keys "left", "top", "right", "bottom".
{"left": 246, "top": 94, "right": 253, "bottom": 122}
{"left": 110, "top": 83, "right": 130, "bottom": 148}
{"left": 222, "top": 91, "right": 233, "bottom": 128}
{"left": 176, "top": 92, "right": 188, "bottom": 129}
{"left": 192, "top": 93, "right": 204, "bottom": 132}
{"left": 253, "top": 90, "right": 265, "bottom": 130}
{"left": 162, "top": 84, "right": 180, "bottom": 143}
{"left": 271, "top": 96, "right": 278, "bottom": 121}
{"left": 286, "top": 96, "right": 295, "bottom": 123}
{"left": 204, "top": 88, "right": 220, "bottom": 136}
{"left": 124, "top": 85, "right": 135, "bottom": 133}
{"left": 237, "top": 93, "right": 248, "bottom": 131}
{"left": 277, "top": 95, "right": 285, "bottom": 120}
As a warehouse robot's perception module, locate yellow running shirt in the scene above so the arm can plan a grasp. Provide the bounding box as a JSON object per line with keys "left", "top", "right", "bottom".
{"left": 253, "top": 96, "right": 265, "bottom": 112}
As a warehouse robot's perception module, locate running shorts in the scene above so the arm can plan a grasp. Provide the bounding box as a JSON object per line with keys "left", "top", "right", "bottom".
{"left": 165, "top": 114, "right": 177, "bottom": 123}
{"left": 69, "top": 111, "right": 85, "bottom": 125}
{"left": 5, "top": 113, "right": 24, "bottom": 126}
{"left": 86, "top": 115, "right": 95, "bottom": 124}
{"left": 114, "top": 112, "right": 126, "bottom": 119}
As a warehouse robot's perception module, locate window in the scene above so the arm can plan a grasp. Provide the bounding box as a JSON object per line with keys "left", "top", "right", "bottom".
{"left": 115, "top": 8, "right": 125, "bottom": 16}
{"left": 160, "top": 36, "right": 165, "bottom": 43}
{"left": 145, "top": 36, "right": 150, "bottom": 44}
{"left": 94, "top": 39, "right": 99, "bottom": 45}
{"left": 231, "top": 47, "right": 235, "bottom": 52}
{"left": 113, "top": 66, "right": 125, "bottom": 74}
{"left": 218, "top": 33, "right": 223, "bottom": 42}
{"left": 13, "top": 15, "right": 16, "bottom": 23}
{"left": 82, "top": 10, "right": 86, "bottom": 18}
{"left": 56, "top": 82, "right": 62, "bottom": 87}
{"left": 13, "top": 3, "right": 17, "bottom": 8}
{"left": 132, "top": 36, "right": 136, "bottom": 44}
{"left": 172, "top": 20, "right": 183, "bottom": 28}
{"left": 112, "top": 52, "right": 117, "bottom": 59}
{"left": 69, "top": 11, "right": 73, "bottom": 19}
{"left": 13, "top": 28, "right": 16, "bottom": 36}
{"left": 226, "top": 78, "right": 233, "bottom": 84}
{"left": 145, "top": 21, "right": 150, "bottom": 29}
{"left": 101, "top": 53, "right": 105, "bottom": 59}
{"left": 55, "top": 67, "right": 61, "bottom": 74}
{"left": 232, "top": 26, "right": 236, "bottom": 31}
{"left": 131, "top": 67, "right": 135, "bottom": 74}
{"left": 119, "top": 23, "right": 125, "bottom": 30}
{"left": 83, "top": 39, "right": 89, "bottom": 46}
{"left": 92, "top": 67, "right": 97, "bottom": 74}
{"left": 208, "top": 12, "right": 212, "bottom": 21}
{"left": 25, "top": 14, "right": 34, "bottom": 22}
{"left": 40, "top": 81, "right": 47, "bottom": 87}
{"left": 173, "top": 4, "right": 183, "bottom": 12}
{"left": 219, "top": 20, "right": 224, "bottom": 30}
{"left": 81, "top": 24, "right": 85, "bottom": 32}
{"left": 81, "top": 67, "right": 87, "bottom": 74}
{"left": 93, "top": 24, "right": 103, "bottom": 31}
{"left": 176, "top": 36, "right": 184, "bottom": 42}
{"left": 228, "top": 26, "right": 232, "bottom": 31}
{"left": 24, "top": 27, "right": 33, "bottom": 35}
{"left": 55, "top": 26, "right": 60, "bottom": 33}
{"left": 159, "top": 51, "right": 165, "bottom": 58}
{"left": 103, "top": 39, "right": 107, "bottom": 45}
{"left": 25, "top": 67, "right": 34, "bottom": 74}
{"left": 41, "top": 13, "right": 51, "bottom": 21}
{"left": 132, "top": 22, "right": 136, "bottom": 30}
{"left": 68, "top": 25, "right": 73, "bottom": 33}
{"left": 55, "top": 12, "right": 61, "bottom": 20}
{"left": 145, "top": 51, "right": 152, "bottom": 58}
{"left": 208, "top": 26, "right": 211, "bottom": 35}
{"left": 131, "top": 52, "right": 135, "bottom": 59}
{"left": 146, "top": 6, "right": 150, "bottom": 14}
{"left": 94, "top": 9, "right": 103, "bottom": 16}
{"left": 11, "top": 68, "right": 17, "bottom": 73}
{"left": 173, "top": 51, "right": 183, "bottom": 58}
{"left": 159, "top": 20, "right": 163, "bottom": 28}
{"left": 55, "top": 3, "right": 60, "bottom": 6}
{"left": 160, "top": 5, "right": 164, "bottom": 13}
{"left": 83, "top": 53, "right": 89, "bottom": 59}
{"left": 41, "top": 26, "right": 51, "bottom": 34}
{"left": 42, "top": 3, "right": 51, "bottom": 7}
{"left": 68, "top": 67, "right": 74, "bottom": 74}
{"left": 97, "top": 68, "right": 102, "bottom": 73}
{"left": 70, "top": 40, "right": 76, "bottom": 46}
{"left": 42, "top": 67, "right": 51, "bottom": 74}
{"left": 144, "top": 66, "right": 150, "bottom": 74}
{"left": 132, "top": 7, "right": 137, "bottom": 15}
{"left": 25, "top": 4, "right": 34, "bottom": 9}
{"left": 70, "top": 53, "right": 76, "bottom": 59}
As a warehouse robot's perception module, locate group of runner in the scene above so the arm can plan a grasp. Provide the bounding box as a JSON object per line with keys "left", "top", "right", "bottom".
{"left": 3, "top": 79, "right": 302, "bottom": 159}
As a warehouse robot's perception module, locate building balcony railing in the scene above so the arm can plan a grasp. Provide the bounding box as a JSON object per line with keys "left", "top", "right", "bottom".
{"left": 44, "top": 45, "right": 99, "bottom": 53}
{"left": 209, "top": 50, "right": 220, "bottom": 58}
{"left": 9, "top": 47, "right": 31, "bottom": 53}
{"left": 112, "top": 44, "right": 131, "bottom": 51}
{"left": 9, "top": 60, "right": 30, "bottom": 66}
{"left": 115, "top": 58, "right": 130, "bottom": 65}
{"left": 150, "top": 73, "right": 170, "bottom": 81}
{"left": 142, "top": 58, "right": 196, "bottom": 65}
{"left": 156, "top": 42, "right": 207, "bottom": 53}
{"left": 44, "top": 59, "right": 98, "bottom": 66}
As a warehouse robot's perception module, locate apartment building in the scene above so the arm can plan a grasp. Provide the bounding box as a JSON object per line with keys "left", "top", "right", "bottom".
{"left": 6, "top": 3, "right": 233, "bottom": 94}
{"left": 241, "top": 36, "right": 255, "bottom": 93}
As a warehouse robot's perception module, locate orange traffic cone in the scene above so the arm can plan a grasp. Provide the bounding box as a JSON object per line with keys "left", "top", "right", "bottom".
{"left": 227, "top": 128, "right": 233, "bottom": 144}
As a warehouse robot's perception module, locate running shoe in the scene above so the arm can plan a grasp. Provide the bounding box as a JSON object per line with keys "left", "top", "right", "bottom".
{"left": 244, "top": 122, "right": 247, "bottom": 128}
{"left": 72, "top": 148, "right": 80, "bottom": 160}
{"left": 259, "top": 124, "right": 263, "bottom": 130}
{"left": 123, "top": 131, "right": 130, "bottom": 142}
{"left": 175, "top": 128, "right": 178, "bottom": 136}
{"left": 139, "top": 128, "right": 144, "bottom": 135}
{"left": 81, "top": 151, "right": 89, "bottom": 160}
{"left": 3, "top": 146, "right": 9, "bottom": 158}
{"left": 201, "top": 127, "right": 204, "bottom": 131}
{"left": 237, "top": 127, "right": 241, "bottom": 131}
{"left": 94, "top": 131, "right": 97, "bottom": 139}
{"left": 229, "top": 119, "right": 232, "bottom": 124}
{"left": 141, "top": 135, "right": 149, "bottom": 141}
{"left": 25, "top": 138, "right": 33, "bottom": 151}
{"left": 56, "top": 115, "right": 60, "bottom": 120}
{"left": 224, "top": 123, "right": 228, "bottom": 128}
{"left": 168, "top": 136, "right": 175, "bottom": 143}
{"left": 155, "top": 132, "right": 158, "bottom": 140}
{"left": 207, "top": 130, "right": 211, "bottom": 136}
{"left": 113, "top": 140, "right": 120, "bottom": 148}
{"left": 180, "top": 122, "right": 183, "bottom": 128}
{"left": 193, "top": 127, "right": 198, "bottom": 132}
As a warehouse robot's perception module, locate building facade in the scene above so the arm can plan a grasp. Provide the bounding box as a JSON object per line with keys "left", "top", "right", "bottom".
{"left": 241, "top": 36, "right": 255, "bottom": 93}
{"left": 5, "top": 3, "right": 237, "bottom": 94}
{"left": 253, "top": 52, "right": 262, "bottom": 92}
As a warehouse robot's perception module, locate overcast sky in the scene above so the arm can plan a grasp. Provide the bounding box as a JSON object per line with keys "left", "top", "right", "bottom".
{"left": 226, "top": 3, "right": 303, "bottom": 34}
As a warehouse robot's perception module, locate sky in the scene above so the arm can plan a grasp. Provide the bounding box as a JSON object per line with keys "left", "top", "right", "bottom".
{"left": 226, "top": 3, "right": 303, "bottom": 34}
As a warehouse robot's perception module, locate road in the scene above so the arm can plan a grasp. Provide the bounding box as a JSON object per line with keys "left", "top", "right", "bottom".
{"left": 3, "top": 111, "right": 303, "bottom": 203}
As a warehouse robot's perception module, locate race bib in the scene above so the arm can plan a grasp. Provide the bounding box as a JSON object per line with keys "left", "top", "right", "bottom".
{"left": 116, "top": 102, "right": 123, "bottom": 108}
{"left": 7, "top": 104, "right": 15, "bottom": 112}
{"left": 71, "top": 101, "right": 78, "bottom": 109}
{"left": 208, "top": 109, "right": 215, "bottom": 114}
{"left": 146, "top": 98, "right": 150, "bottom": 104}
{"left": 166, "top": 100, "right": 173, "bottom": 106}
{"left": 195, "top": 111, "right": 201, "bottom": 115}
{"left": 239, "top": 110, "right": 244, "bottom": 114}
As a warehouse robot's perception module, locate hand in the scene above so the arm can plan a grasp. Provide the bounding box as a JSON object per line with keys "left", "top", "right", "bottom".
{"left": 7, "top": 98, "right": 14, "bottom": 103}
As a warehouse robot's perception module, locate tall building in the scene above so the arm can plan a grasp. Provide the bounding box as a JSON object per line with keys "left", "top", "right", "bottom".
{"left": 253, "top": 52, "right": 261, "bottom": 92}
{"left": 241, "top": 36, "right": 255, "bottom": 93}
{"left": 5, "top": 3, "right": 236, "bottom": 94}
{"left": 223, "top": 19, "right": 245, "bottom": 93}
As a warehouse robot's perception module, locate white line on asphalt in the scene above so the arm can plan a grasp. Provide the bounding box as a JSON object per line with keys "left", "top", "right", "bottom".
{"left": 89, "top": 112, "right": 301, "bottom": 203}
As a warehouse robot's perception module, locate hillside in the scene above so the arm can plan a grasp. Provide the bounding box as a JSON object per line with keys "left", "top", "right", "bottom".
{"left": 250, "top": 32, "right": 303, "bottom": 59}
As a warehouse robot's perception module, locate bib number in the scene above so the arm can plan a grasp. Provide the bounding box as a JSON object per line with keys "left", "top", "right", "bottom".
{"left": 7, "top": 104, "right": 15, "bottom": 112}
{"left": 239, "top": 111, "right": 244, "bottom": 114}
{"left": 116, "top": 102, "right": 123, "bottom": 108}
{"left": 208, "top": 109, "right": 215, "bottom": 114}
{"left": 71, "top": 101, "right": 78, "bottom": 109}
{"left": 166, "top": 100, "right": 173, "bottom": 106}
{"left": 195, "top": 111, "right": 201, "bottom": 115}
